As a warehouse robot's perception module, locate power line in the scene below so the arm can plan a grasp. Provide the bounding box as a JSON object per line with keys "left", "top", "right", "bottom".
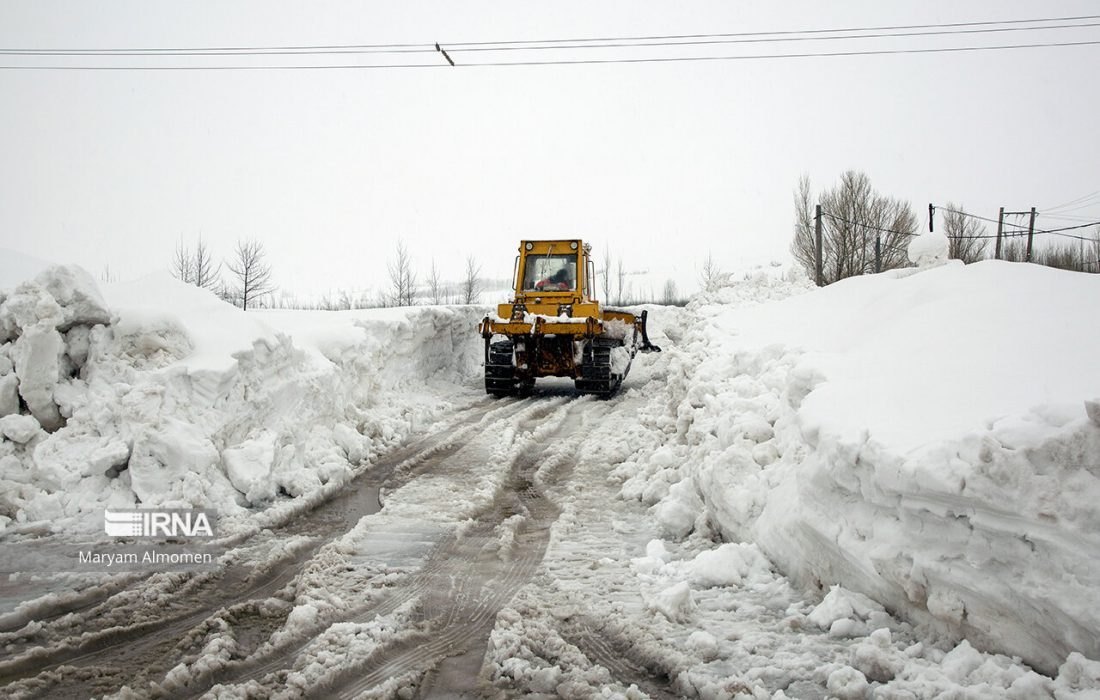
{"left": 0, "top": 47, "right": 435, "bottom": 57}
{"left": 945, "top": 220, "right": 1100, "bottom": 240}
{"left": 1042, "top": 188, "right": 1100, "bottom": 212}
{"left": 445, "top": 13, "right": 1100, "bottom": 47}
{"left": 935, "top": 205, "right": 1005, "bottom": 226}
{"left": 1042, "top": 213, "right": 1100, "bottom": 222}
{"left": 3, "top": 39, "right": 1099, "bottom": 70}
{"left": 10, "top": 20, "right": 1099, "bottom": 57}
{"left": 1044, "top": 199, "right": 1100, "bottom": 215}
{"left": 4, "top": 13, "right": 1097, "bottom": 53}
{"left": 1040, "top": 221, "right": 1100, "bottom": 239}
{"left": 451, "top": 22, "right": 1100, "bottom": 54}
{"left": 822, "top": 212, "right": 920, "bottom": 237}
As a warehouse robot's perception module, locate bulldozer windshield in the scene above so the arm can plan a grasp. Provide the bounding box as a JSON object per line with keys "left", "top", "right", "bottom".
{"left": 523, "top": 255, "right": 577, "bottom": 292}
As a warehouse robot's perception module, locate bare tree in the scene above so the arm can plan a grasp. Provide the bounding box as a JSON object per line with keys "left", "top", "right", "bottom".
{"left": 792, "top": 174, "right": 817, "bottom": 278}
{"left": 170, "top": 239, "right": 193, "bottom": 284}
{"left": 1091, "top": 227, "right": 1100, "bottom": 272}
{"left": 461, "top": 255, "right": 483, "bottom": 304}
{"left": 601, "top": 246, "right": 613, "bottom": 302}
{"left": 427, "top": 259, "right": 445, "bottom": 305}
{"left": 1000, "top": 237, "right": 1028, "bottom": 263}
{"left": 1033, "top": 228, "right": 1100, "bottom": 272}
{"left": 387, "top": 240, "right": 418, "bottom": 307}
{"left": 699, "top": 252, "right": 727, "bottom": 292}
{"left": 616, "top": 259, "right": 626, "bottom": 305}
{"left": 791, "top": 171, "right": 917, "bottom": 284}
{"left": 100, "top": 264, "right": 118, "bottom": 284}
{"left": 661, "top": 279, "right": 679, "bottom": 305}
{"left": 942, "top": 203, "right": 988, "bottom": 264}
{"left": 338, "top": 289, "right": 355, "bottom": 310}
{"left": 193, "top": 237, "right": 222, "bottom": 290}
{"left": 225, "top": 238, "right": 275, "bottom": 311}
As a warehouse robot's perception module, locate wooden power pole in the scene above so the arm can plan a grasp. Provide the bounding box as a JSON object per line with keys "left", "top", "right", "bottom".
{"left": 995, "top": 207, "right": 1005, "bottom": 260}
{"left": 1025, "top": 207, "right": 1037, "bottom": 263}
{"left": 814, "top": 204, "right": 823, "bottom": 286}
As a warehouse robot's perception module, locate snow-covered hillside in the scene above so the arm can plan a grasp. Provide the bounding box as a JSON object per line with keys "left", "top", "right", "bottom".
{"left": 2, "top": 254, "right": 1099, "bottom": 697}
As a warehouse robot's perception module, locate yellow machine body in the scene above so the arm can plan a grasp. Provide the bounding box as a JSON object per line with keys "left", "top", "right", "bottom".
{"left": 478, "top": 239, "right": 660, "bottom": 397}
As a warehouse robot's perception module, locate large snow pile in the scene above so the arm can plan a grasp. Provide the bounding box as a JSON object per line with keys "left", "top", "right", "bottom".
{"left": 628, "top": 260, "right": 1100, "bottom": 673}
{"left": 0, "top": 266, "right": 485, "bottom": 535}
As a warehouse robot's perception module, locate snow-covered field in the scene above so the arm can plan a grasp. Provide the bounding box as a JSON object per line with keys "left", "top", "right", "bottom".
{"left": 1, "top": 245, "right": 1099, "bottom": 698}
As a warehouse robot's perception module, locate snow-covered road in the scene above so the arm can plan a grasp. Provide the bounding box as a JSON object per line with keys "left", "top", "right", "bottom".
{"left": 3, "top": 260, "right": 1100, "bottom": 698}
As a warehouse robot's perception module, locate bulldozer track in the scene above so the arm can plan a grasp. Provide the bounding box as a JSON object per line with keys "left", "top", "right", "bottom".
{"left": 561, "top": 622, "right": 679, "bottom": 700}
{"left": 320, "top": 401, "right": 580, "bottom": 699}
{"left": 0, "top": 396, "right": 533, "bottom": 699}
{"left": 204, "top": 399, "right": 583, "bottom": 699}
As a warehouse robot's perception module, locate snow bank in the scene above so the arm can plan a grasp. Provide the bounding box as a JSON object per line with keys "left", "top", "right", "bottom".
{"left": 629, "top": 261, "right": 1100, "bottom": 673}
{"left": 1, "top": 266, "right": 486, "bottom": 536}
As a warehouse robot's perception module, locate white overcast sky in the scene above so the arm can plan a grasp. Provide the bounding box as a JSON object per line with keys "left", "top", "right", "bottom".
{"left": 2, "top": 1, "right": 1099, "bottom": 299}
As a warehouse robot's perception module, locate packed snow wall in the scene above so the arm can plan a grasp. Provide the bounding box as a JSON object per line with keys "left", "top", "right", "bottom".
{"left": 0, "top": 267, "right": 486, "bottom": 535}
{"left": 629, "top": 261, "right": 1100, "bottom": 674}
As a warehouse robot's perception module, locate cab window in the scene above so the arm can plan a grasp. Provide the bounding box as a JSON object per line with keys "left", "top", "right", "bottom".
{"left": 523, "top": 254, "right": 577, "bottom": 292}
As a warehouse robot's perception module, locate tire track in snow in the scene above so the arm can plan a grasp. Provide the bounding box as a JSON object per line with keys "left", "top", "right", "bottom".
{"left": 156, "top": 397, "right": 573, "bottom": 698}
{"left": 0, "top": 398, "right": 524, "bottom": 699}
{"left": 562, "top": 623, "right": 678, "bottom": 700}
{"left": 224, "top": 398, "right": 585, "bottom": 699}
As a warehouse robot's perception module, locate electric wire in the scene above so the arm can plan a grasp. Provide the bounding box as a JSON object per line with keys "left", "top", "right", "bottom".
{"left": 3, "top": 39, "right": 1099, "bottom": 70}
{"left": 444, "top": 13, "right": 1100, "bottom": 47}
{"left": 448, "top": 22, "right": 1100, "bottom": 54}
{"left": 4, "top": 13, "right": 1097, "bottom": 54}
{"left": 822, "top": 212, "right": 921, "bottom": 238}
{"left": 9, "top": 20, "right": 1086, "bottom": 57}
{"left": 1042, "top": 188, "right": 1100, "bottom": 212}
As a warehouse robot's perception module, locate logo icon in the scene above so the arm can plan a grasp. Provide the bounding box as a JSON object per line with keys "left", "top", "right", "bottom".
{"left": 103, "top": 509, "right": 216, "bottom": 538}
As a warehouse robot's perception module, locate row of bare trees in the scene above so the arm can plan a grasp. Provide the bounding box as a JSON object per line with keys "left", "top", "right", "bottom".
{"left": 386, "top": 241, "right": 483, "bottom": 307}
{"left": 792, "top": 171, "right": 1100, "bottom": 285}
{"left": 598, "top": 248, "right": 706, "bottom": 305}
{"left": 170, "top": 238, "right": 714, "bottom": 311}
{"left": 171, "top": 238, "right": 273, "bottom": 310}
{"left": 792, "top": 171, "right": 918, "bottom": 284}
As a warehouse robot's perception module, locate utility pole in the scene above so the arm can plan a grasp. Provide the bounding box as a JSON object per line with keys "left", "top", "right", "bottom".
{"left": 995, "top": 207, "right": 1005, "bottom": 260}
{"left": 1025, "top": 207, "right": 1037, "bottom": 263}
{"left": 874, "top": 235, "right": 882, "bottom": 273}
{"left": 928, "top": 203, "right": 935, "bottom": 232}
{"left": 814, "top": 204, "right": 823, "bottom": 286}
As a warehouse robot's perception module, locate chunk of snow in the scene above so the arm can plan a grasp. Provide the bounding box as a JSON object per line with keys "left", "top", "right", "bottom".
{"left": 654, "top": 478, "right": 702, "bottom": 539}
{"left": 1086, "top": 399, "right": 1100, "bottom": 428}
{"left": 850, "top": 628, "right": 903, "bottom": 682}
{"left": 807, "top": 586, "right": 888, "bottom": 631}
{"left": 647, "top": 580, "right": 694, "bottom": 621}
{"left": 223, "top": 432, "right": 278, "bottom": 503}
{"left": 0, "top": 372, "right": 18, "bottom": 417}
{"left": 687, "top": 630, "right": 719, "bottom": 661}
{"left": 11, "top": 323, "right": 64, "bottom": 431}
{"left": 1055, "top": 652, "right": 1100, "bottom": 693}
{"left": 32, "top": 265, "right": 111, "bottom": 330}
{"left": 128, "top": 420, "right": 220, "bottom": 504}
{"left": 645, "top": 539, "right": 672, "bottom": 562}
{"left": 0, "top": 414, "right": 41, "bottom": 444}
{"left": 688, "top": 542, "right": 771, "bottom": 588}
{"left": 826, "top": 666, "right": 869, "bottom": 700}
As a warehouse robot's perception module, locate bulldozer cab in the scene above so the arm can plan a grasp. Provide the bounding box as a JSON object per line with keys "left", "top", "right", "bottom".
{"left": 514, "top": 240, "right": 593, "bottom": 301}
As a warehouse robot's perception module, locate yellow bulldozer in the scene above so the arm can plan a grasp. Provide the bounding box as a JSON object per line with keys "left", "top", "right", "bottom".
{"left": 478, "top": 239, "right": 660, "bottom": 398}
